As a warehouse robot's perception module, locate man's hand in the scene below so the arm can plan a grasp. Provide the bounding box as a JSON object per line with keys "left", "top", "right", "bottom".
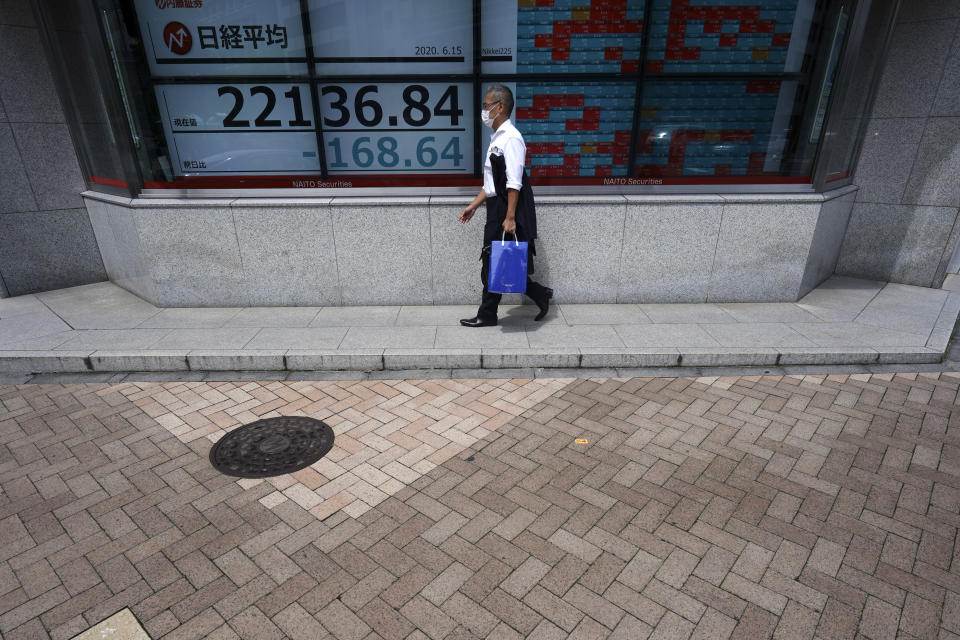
{"left": 502, "top": 216, "right": 517, "bottom": 235}
{"left": 458, "top": 205, "right": 476, "bottom": 224}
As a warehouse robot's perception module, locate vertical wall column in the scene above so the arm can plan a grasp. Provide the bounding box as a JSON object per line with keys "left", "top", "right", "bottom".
{"left": 0, "top": 0, "right": 105, "bottom": 298}
{"left": 838, "top": 0, "right": 960, "bottom": 287}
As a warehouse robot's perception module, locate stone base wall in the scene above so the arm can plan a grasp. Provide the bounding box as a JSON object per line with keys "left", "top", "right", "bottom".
{"left": 84, "top": 188, "right": 857, "bottom": 307}
{"left": 0, "top": 0, "right": 104, "bottom": 297}
{"left": 838, "top": 1, "right": 960, "bottom": 287}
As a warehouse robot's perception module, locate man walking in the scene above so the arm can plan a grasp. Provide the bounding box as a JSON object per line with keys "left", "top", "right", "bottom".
{"left": 458, "top": 84, "right": 552, "bottom": 327}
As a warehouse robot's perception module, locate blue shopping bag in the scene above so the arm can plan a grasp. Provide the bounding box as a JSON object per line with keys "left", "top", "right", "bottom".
{"left": 488, "top": 232, "right": 528, "bottom": 294}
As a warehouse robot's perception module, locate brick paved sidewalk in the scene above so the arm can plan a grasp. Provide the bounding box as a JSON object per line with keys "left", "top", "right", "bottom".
{"left": 2, "top": 372, "right": 960, "bottom": 639}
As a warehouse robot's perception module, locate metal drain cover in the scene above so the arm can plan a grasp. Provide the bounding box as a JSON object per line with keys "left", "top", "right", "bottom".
{"left": 209, "top": 416, "right": 334, "bottom": 478}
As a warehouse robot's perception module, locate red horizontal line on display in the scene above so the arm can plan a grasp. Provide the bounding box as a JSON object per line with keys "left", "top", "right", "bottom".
{"left": 90, "top": 176, "right": 127, "bottom": 188}
{"left": 143, "top": 174, "right": 479, "bottom": 189}
{"left": 826, "top": 171, "right": 851, "bottom": 182}
{"left": 528, "top": 176, "right": 812, "bottom": 185}
{"left": 143, "top": 174, "right": 811, "bottom": 189}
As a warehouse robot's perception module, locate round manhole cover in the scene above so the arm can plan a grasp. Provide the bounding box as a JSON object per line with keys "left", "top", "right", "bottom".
{"left": 209, "top": 416, "right": 335, "bottom": 478}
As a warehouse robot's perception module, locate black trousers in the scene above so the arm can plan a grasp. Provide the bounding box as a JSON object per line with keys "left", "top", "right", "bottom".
{"left": 477, "top": 199, "right": 550, "bottom": 321}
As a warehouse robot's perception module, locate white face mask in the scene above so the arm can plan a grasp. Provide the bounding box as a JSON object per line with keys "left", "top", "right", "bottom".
{"left": 481, "top": 101, "right": 498, "bottom": 128}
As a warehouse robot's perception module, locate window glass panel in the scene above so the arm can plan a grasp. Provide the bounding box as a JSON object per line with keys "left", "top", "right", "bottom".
{"left": 634, "top": 79, "right": 804, "bottom": 180}
{"left": 155, "top": 83, "right": 320, "bottom": 176}
{"left": 37, "top": 0, "right": 132, "bottom": 190}
{"left": 311, "top": 0, "right": 473, "bottom": 75}
{"left": 820, "top": 0, "right": 897, "bottom": 184}
{"left": 131, "top": 0, "right": 308, "bottom": 77}
{"left": 645, "top": 0, "right": 813, "bottom": 74}
{"left": 320, "top": 82, "right": 474, "bottom": 175}
{"left": 515, "top": 82, "right": 635, "bottom": 179}
{"left": 483, "top": 0, "right": 645, "bottom": 74}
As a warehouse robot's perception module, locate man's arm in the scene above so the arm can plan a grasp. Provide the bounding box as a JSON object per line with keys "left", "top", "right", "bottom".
{"left": 459, "top": 189, "right": 486, "bottom": 223}
{"left": 502, "top": 136, "right": 525, "bottom": 235}
{"left": 503, "top": 189, "right": 518, "bottom": 234}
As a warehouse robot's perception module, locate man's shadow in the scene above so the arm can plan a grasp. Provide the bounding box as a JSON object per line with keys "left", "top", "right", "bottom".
{"left": 499, "top": 304, "right": 552, "bottom": 332}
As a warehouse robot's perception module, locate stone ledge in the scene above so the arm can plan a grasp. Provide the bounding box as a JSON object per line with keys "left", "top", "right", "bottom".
{"left": 579, "top": 348, "right": 680, "bottom": 368}
{"left": 187, "top": 351, "right": 285, "bottom": 371}
{"left": 0, "top": 344, "right": 947, "bottom": 374}
{"left": 286, "top": 350, "right": 383, "bottom": 371}
{"left": 777, "top": 348, "right": 879, "bottom": 365}
{"left": 84, "top": 188, "right": 857, "bottom": 210}
{"left": 926, "top": 292, "right": 960, "bottom": 351}
{"left": 0, "top": 351, "right": 93, "bottom": 373}
{"left": 385, "top": 349, "right": 481, "bottom": 370}
{"left": 680, "top": 348, "right": 780, "bottom": 367}
{"left": 92, "top": 351, "right": 189, "bottom": 371}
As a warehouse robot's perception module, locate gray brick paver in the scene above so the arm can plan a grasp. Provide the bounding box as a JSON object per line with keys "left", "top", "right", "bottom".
{"left": 773, "top": 601, "right": 818, "bottom": 639}
{"left": 817, "top": 598, "right": 861, "bottom": 640}
{"left": 213, "top": 548, "right": 262, "bottom": 588}
{"left": 656, "top": 547, "right": 700, "bottom": 588}
{"left": 16, "top": 560, "right": 60, "bottom": 599}
{"left": 563, "top": 583, "right": 626, "bottom": 630}
{"left": 690, "top": 607, "right": 736, "bottom": 640}
{"left": 0, "top": 374, "right": 958, "bottom": 639}
{"left": 693, "top": 545, "right": 737, "bottom": 586}
{"left": 318, "top": 597, "right": 372, "bottom": 640}
{"left": 421, "top": 561, "right": 474, "bottom": 606}
{"left": 547, "top": 528, "right": 602, "bottom": 562}
{"left": 500, "top": 556, "right": 550, "bottom": 599}
{"left": 522, "top": 585, "right": 585, "bottom": 631}
{"left": 808, "top": 537, "right": 848, "bottom": 577}
{"left": 730, "top": 603, "right": 778, "bottom": 639}
{"left": 271, "top": 602, "right": 329, "bottom": 640}
{"left": 648, "top": 610, "right": 695, "bottom": 640}
{"left": 213, "top": 574, "right": 277, "bottom": 621}
{"left": 899, "top": 592, "right": 940, "bottom": 639}
{"left": 420, "top": 511, "right": 469, "bottom": 546}
{"left": 161, "top": 608, "right": 225, "bottom": 640}
{"left": 440, "top": 592, "right": 499, "bottom": 637}
{"left": 400, "top": 594, "right": 458, "bottom": 640}
{"left": 618, "top": 548, "right": 662, "bottom": 591}
{"left": 644, "top": 578, "right": 707, "bottom": 623}
{"left": 227, "top": 605, "right": 285, "bottom": 640}
{"left": 859, "top": 595, "right": 901, "bottom": 640}
{"left": 0, "top": 585, "right": 69, "bottom": 634}
{"left": 731, "top": 542, "right": 774, "bottom": 581}
{"left": 721, "top": 572, "right": 787, "bottom": 615}
{"left": 760, "top": 568, "right": 828, "bottom": 612}
{"left": 579, "top": 552, "right": 626, "bottom": 594}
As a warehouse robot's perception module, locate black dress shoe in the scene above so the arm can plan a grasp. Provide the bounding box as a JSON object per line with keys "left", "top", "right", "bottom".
{"left": 460, "top": 316, "right": 497, "bottom": 327}
{"left": 534, "top": 288, "right": 553, "bottom": 321}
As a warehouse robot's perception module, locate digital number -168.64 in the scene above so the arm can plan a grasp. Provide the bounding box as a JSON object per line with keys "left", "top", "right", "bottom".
{"left": 326, "top": 135, "right": 464, "bottom": 169}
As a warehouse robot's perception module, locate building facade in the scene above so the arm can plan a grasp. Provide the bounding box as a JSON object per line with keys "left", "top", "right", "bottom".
{"left": 1, "top": 0, "right": 956, "bottom": 306}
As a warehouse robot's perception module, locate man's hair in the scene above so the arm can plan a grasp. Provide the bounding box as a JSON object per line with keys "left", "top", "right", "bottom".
{"left": 486, "top": 84, "right": 514, "bottom": 117}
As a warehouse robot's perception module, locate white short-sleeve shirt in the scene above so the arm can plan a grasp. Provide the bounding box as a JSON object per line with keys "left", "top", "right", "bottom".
{"left": 483, "top": 119, "right": 526, "bottom": 197}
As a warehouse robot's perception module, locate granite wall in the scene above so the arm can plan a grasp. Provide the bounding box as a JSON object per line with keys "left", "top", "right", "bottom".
{"left": 838, "top": 0, "right": 960, "bottom": 287}
{"left": 84, "top": 189, "right": 857, "bottom": 307}
{"left": 0, "top": 0, "right": 105, "bottom": 298}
